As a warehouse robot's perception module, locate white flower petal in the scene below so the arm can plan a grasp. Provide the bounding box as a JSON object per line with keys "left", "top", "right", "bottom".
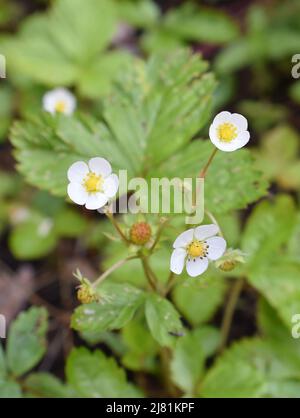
{"left": 212, "top": 111, "right": 232, "bottom": 125}
{"left": 210, "top": 137, "right": 241, "bottom": 152}
{"left": 170, "top": 248, "right": 186, "bottom": 275}
{"left": 194, "top": 224, "right": 219, "bottom": 240}
{"left": 103, "top": 174, "right": 119, "bottom": 198}
{"left": 88, "top": 157, "right": 112, "bottom": 178}
{"left": 85, "top": 192, "right": 108, "bottom": 210}
{"left": 67, "top": 161, "right": 89, "bottom": 183}
{"left": 173, "top": 228, "right": 194, "bottom": 249}
{"left": 231, "top": 113, "right": 248, "bottom": 131}
{"left": 186, "top": 257, "right": 208, "bottom": 277}
{"left": 67, "top": 183, "right": 88, "bottom": 205}
{"left": 236, "top": 130, "right": 250, "bottom": 149}
{"left": 206, "top": 237, "right": 227, "bottom": 260}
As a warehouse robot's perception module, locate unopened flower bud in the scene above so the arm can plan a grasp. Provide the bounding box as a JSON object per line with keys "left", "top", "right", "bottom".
{"left": 77, "top": 283, "right": 99, "bottom": 304}
{"left": 74, "top": 269, "right": 99, "bottom": 304}
{"left": 215, "top": 249, "right": 246, "bottom": 272}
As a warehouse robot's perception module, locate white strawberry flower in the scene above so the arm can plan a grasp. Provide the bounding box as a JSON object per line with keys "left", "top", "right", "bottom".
{"left": 43, "top": 88, "right": 76, "bottom": 115}
{"left": 170, "top": 224, "right": 226, "bottom": 277}
{"left": 209, "top": 111, "right": 250, "bottom": 152}
{"left": 67, "top": 157, "right": 119, "bottom": 210}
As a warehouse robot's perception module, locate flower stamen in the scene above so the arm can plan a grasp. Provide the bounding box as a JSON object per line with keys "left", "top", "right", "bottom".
{"left": 83, "top": 172, "right": 103, "bottom": 193}
{"left": 217, "top": 122, "right": 237, "bottom": 142}
{"left": 55, "top": 100, "right": 67, "bottom": 113}
{"left": 187, "top": 240, "right": 208, "bottom": 258}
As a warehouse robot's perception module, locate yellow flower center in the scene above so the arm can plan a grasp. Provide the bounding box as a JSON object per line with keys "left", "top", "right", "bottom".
{"left": 55, "top": 100, "right": 67, "bottom": 113}
{"left": 187, "top": 240, "right": 208, "bottom": 258}
{"left": 217, "top": 122, "right": 237, "bottom": 142}
{"left": 83, "top": 172, "right": 103, "bottom": 193}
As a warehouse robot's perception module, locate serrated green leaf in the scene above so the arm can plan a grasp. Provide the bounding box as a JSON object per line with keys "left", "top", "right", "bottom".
{"left": 249, "top": 262, "right": 300, "bottom": 329}
{"left": 2, "top": 0, "right": 122, "bottom": 96}
{"left": 66, "top": 347, "right": 142, "bottom": 398}
{"left": 122, "top": 318, "right": 159, "bottom": 372}
{"left": 11, "top": 50, "right": 216, "bottom": 198}
{"left": 116, "top": 0, "right": 159, "bottom": 28}
{"left": 241, "top": 195, "right": 297, "bottom": 271}
{"left": 155, "top": 141, "right": 268, "bottom": 215}
{"left": 254, "top": 125, "right": 300, "bottom": 190}
{"left": 201, "top": 339, "right": 266, "bottom": 398}
{"left": 0, "top": 380, "right": 22, "bottom": 398}
{"left": 145, "top": 293, "right": 184, "bottom": 348}
{"left": 25, "top": 373, "right": 74, "bottom": 398}
{"left": 172, "top": 276, "right": 226, "bottom": 326}
{"left": 163, "top": 3, "right": 239, "bottom": 44}
{"left": 170, "top": 329, "right": 205, "bottom": 394}
{"left": 202, "top": 330, "right": 300, "bottom": 398}
{"left": 7, "top": 307, "right": 48, "bottom": 377}
{"left": 54, "top": 207, "right": 87, "bottom": 238}
{"left": 71, "top": 282, "right": 145, "bottom": 334}
{"left": 9, "top": 214, "right": 57, "bottom": 260}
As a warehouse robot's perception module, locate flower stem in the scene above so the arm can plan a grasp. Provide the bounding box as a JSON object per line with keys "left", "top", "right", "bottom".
{"left": 205, "top": 210, "right": 224, "bottom": 238}
{"left": 92, "top": 255, "right": 138, "bottom": 288}
{"left": 105, "top": 211, "right": 130, "bottom": 244}
{"left": 163, "top": 271, "right": 176, "bottom": 296}
{"left": 141, "top": 256, "right": 158, "bottom": 292}
{"left": 199, "top": 148, "right": 218, "bottom": 179}
{"left": 218, "top": 278, "right": 244, "bottom": 353}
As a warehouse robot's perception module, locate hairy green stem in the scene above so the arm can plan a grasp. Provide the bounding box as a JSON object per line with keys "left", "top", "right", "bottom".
{"left": 218, "top": 278, "right": 244, "bottom": 353}
{"left": 105, "top": 211, "right": 130, "bottom": 244}
{"left": 141, "top": 256, "right": 158, "bottom": 292}
{"left": 93, "top": 255, "right": 138, "bottom": 287}
{"left": 199, "top": 148, "right": 218, "bottom": 179}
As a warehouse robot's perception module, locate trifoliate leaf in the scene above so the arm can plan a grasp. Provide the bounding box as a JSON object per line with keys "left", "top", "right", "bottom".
{"left": 71, "top": 282, "right": 145, "bottom": 334}
{"left": 145, "top": 293, "right": 184, "bottom": 347}
{"left": 7, "top": 307, "right": 48, "bottom": 377}
{"left": 10, "top": 49, "right": 215, "bottom": 188}
{"left": 2, "top": 0, "right": 128, "bottom": 97}
{"left": 66, "top": 347, "right": 142, "bottom": 398}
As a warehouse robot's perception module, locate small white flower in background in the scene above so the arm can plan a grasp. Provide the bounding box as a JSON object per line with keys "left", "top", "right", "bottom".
{"left": 43, "top": 87, "right": 76, "bottom": 115}
{"left": 209, "top": 111, "right": 250, "bottom": 152}
{"left": 170, "top": 224, "right": 226, "bottom": 277}
{"left": 67, "top": 157, "right": 119, "bottom": 210}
